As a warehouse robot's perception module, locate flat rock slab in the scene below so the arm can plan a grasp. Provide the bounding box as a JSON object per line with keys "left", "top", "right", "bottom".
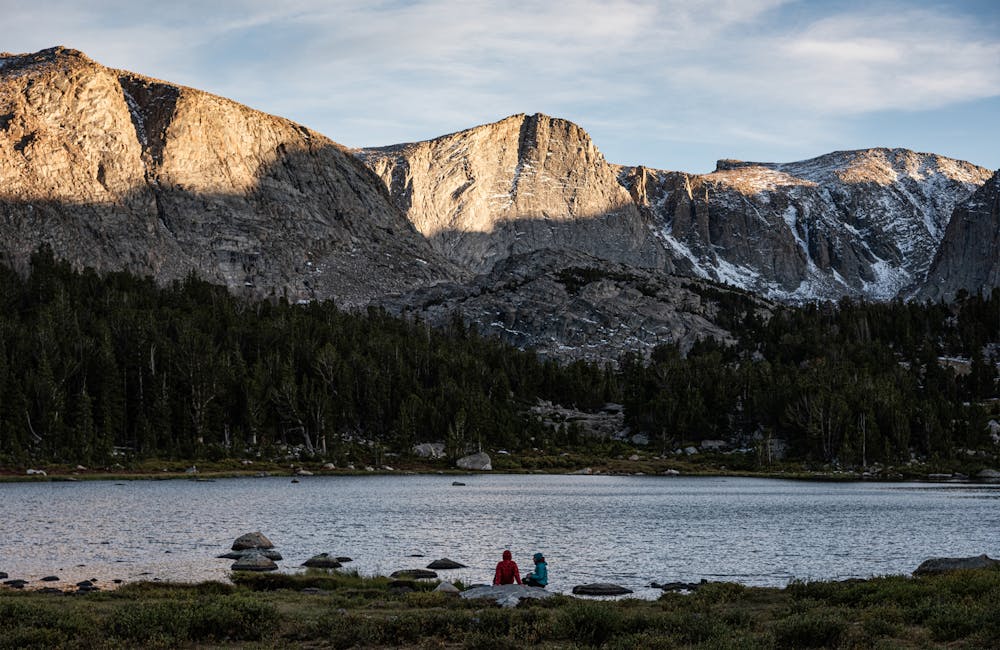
{"left": 231, "top": 552, "right": 278, "bottom": 572}
{"left": 232, "top": 531, "right": 274, "bottom": 551}
{"left": 302, "top": 553, "right": 342, "bottom": 569}
{"left": 460, "top": 584, "right": 555, "bottom": 608}
{"left": 572, "top": 583, "right": 633, "bottom": 596}
{"left": 427, "top": 558, "right": 467, "bottom": 569}
{"left": 914, "top": 554, "right": 1000, "bottom": 575}
{"left": 390, "top": 569, "right": 438, "bottom": 579}
{"left": 218, "top": 549, "right": 283, "bottom": 561}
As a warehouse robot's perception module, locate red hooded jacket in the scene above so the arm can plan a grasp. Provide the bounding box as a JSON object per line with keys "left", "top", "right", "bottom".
{"left": 493, "top": 550, "right": 522, "bottom": 585}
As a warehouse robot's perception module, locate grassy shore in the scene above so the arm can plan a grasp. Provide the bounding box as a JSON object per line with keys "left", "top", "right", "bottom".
{"left": 1, "top": 449, "right": 993, "bottom": 483}
{"left": 1, "top": 568, "right": 998, "bottom": 648}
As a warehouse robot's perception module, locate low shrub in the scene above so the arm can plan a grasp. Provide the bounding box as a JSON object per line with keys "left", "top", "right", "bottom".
{"left": 772, "top": 610, "right": 846, "bottom": 649}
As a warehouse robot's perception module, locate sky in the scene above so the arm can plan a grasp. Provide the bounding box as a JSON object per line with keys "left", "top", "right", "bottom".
{"left": 3, "top": 0, "right": 999, "bottom": 173}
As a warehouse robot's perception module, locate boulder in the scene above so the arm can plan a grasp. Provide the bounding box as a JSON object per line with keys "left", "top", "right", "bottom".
{"left": 0, "top": 572, "right": 6, "bottom": 579}
{"left": 456, "top": 452, "right": 492, "bottom": 471}
{"left": 302, "top": 553, "right": 342, "bottom": 569}
{"left": 336, "top": 557, "right": 353, "bottom": 563}
{"left": 413, "top": 442, "right": 446, "bottom": 459}
{"left": 572, "top": 583, "right": 633, "bottom": 596}
{"left": 218, "top": 549, "right": 282, "bottom": 561}
{"left": 460, "top": 584, "right": 555, "bottom": 608}
{"left": 41, "top": 576, "right": 60, "bottom": 582}
{"left": 434, "top": 581, "right": 461, "bottom": 594}
{"left": 232, "top": 531, "right": 274, "bottom": 551}
{"left": 26, "top": 468, "right": 46, "bottom": 476}
{"left": 914, "top": 554, "right": 1000, "bottom": 575}
{"left": 3, "top": 580, "right": 28, "bottom": 589}
{"left": 571, "top": 468, "right": 593, "bottom": 475}
{"left": 651, "top": 579, "right": 707, "bottom": 592}
{"left": 390, "top": 569, "right": 438, "bottom": 579}
{"left": 976, "top": 468, "right": 1000, "bottom": 480}
{"left": 427, "top": 558, "right": 467, "bottom": 570}
{"left": 452, "top": 481, "right": 466, "bottom": 486}
{"left": 231, "top": 552, "right": 278, "bottom": 572}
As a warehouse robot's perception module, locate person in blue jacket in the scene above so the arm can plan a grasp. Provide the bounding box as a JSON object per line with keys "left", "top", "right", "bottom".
{"left": 523, "top": 552, "right": 548, "bottom": 587}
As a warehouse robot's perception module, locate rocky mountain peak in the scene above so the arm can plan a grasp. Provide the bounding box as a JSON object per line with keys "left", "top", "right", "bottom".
{"left": 0, "top": 46, "right": 456, "bottom": 306}
{"left": 359, "top": 112, "right": 669, "bottom": 274}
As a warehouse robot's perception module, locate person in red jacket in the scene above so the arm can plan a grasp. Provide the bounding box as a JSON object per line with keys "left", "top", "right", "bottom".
{"left": 493, "top": 550, "right": 522, "bottom": 585}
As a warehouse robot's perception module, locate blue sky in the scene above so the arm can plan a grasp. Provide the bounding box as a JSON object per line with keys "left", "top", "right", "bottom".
{"left": 4, "top": 0, "right": 999, "bottom": 173}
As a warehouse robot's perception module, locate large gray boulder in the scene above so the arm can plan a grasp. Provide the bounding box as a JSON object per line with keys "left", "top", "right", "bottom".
{"left": 232, "top": 531, "right": 274, "bottom": 551}
{"left": 460, "top": 584, "right": 556, "bottom": 608}
{"left": 456, "top": 452, "right": 492, "bottom": 471}
{"left": 572, "top": 583, "right": 633, "bottom": 596}
{"left": 976, "top": 469, "right": 1000, "bottom": 480}
{"left": 231, "top": 552, "right": 278, "bottom": 572}
{"left": 914, "top": 554, "right": 1000, "bottom": 575}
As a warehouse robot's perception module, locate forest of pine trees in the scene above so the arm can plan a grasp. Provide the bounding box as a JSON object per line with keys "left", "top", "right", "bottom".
{"left": 0, "top": 249, "right": 997, "bottom": 469}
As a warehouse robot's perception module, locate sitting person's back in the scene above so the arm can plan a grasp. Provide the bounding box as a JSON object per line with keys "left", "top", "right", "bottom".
{"left": 493, "top": 550, "right": 522, "bottom": 585}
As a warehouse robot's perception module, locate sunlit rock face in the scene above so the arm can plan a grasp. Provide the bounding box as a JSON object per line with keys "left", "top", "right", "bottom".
{"left": 621, "top": 150, "right": 992, "bottom": 302}
{"left": 921, "top": 170, "right": 1000, "bottom": 301}
{"left": 0, "top": 46, "right": 456, "bottom": 306}
{"left": 358, "top": 113, "right": 670, "bottom": 275}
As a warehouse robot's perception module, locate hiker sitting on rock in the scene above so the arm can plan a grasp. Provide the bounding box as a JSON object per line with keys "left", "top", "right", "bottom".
{"left": 493, "top": 550, "right": 522, "bottom": 585}
{"left": 523, "top": 552, "right": 547, "bottom": 587}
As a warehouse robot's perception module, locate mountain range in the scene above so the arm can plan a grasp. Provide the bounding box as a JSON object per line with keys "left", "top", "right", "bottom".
{"left": 2, "top": 46, "right": 998, "bottom": 360}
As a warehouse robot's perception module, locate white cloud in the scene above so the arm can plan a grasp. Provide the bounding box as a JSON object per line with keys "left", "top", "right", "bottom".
{"left": 2, "top": 0, "right": 998, "bottom": 170}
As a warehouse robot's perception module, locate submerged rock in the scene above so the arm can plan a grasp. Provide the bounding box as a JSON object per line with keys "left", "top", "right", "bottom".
{"left": 914, "top": 554, "right": 1000, "bottom": 575}
{"left": 460, "top": 584, "right": 555, "bottom": 608}
{"left": 232, "top": 531, "right": 274, "bottom": 551}
{"left": 231, "top": 552, "right": 278, "bottom": 572}
{"left": 302, "top": 553, "right": 342, "bottom": 569}
{"left": 427, "top": 558, "right": 466, "bottom": 570}
{"left": 390, "top": 569, "right": 438, "bottom": 579}
{"left": 572, "top": 583, "right": 633, "bottom": 596}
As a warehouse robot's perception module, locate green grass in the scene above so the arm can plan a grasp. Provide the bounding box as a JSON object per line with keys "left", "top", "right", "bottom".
{"left": 1, "top": 567, "right": 998, "bottom": 648}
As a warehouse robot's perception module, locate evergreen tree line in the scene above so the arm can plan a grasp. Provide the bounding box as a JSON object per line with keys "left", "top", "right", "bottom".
{"left": 623, "top": 285, "right": 1000, "bottom": 466}
{"left": 0, "top": 251, "right": 997, "bottom": 468}
{"left": 0, "top": 250, "right": 612, "bottom": 465}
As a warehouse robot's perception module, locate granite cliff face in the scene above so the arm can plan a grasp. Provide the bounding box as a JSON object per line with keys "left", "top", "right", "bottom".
{"left": 359, "top": 114, "right": 670, "bottom": 275}
{"left": 623, "top": 151, "right": 990, "bottom": 301}
{"left": 0, "top": 46, "right": 455, "bottom": 306}
{"left": 361, "top": 116, "right": 990, "bottom": 303}
{"left": 921, "top": 170, "right": 1000, "bottom": 300}
{"left": 3, "top": 46, "right": 997, "bottom": 363}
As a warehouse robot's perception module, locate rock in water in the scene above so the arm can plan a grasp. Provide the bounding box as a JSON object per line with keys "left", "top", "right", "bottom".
{"left": 572, "top": 583, "right": 633, "bottom": 596}
{"left": 460, "top": 584, "right": 555, "bottom": 608}
{"left": 0, "top": 572, "right": 6, "bottom": 579}
{"left": 231, "top": 552, "right": 278, "bottom": 572}
{"left": 40, "top": 576, "right": 60, "bottom": 582}
{"left": 232, "top": 531, "right": 274, "bottom": 551}
{"left": 218, "top": 549, "right": 282, "bottom": 561}
{"left": 390, "top": 569, "right": 438, "bottom": 579}
{"left": 456, "top": 452, "right": 492, "bottom": 471}
{"left": 302, "top": 553, "right": 342, "bottom": 569}
{"left": 913, "top": 554, "right": 1000, "bottom": 575}
{"left": 427, "top": 558, "right": 467, "bottom": 570}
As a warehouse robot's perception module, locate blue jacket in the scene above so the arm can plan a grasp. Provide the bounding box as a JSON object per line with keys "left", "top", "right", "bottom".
{"left": 526, "top": 561, "right": 547, "bottom": 586}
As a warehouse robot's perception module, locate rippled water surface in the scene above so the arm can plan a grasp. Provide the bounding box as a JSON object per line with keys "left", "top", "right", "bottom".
{"left": 2, "top": 475, "right": 998, "bottom": 596}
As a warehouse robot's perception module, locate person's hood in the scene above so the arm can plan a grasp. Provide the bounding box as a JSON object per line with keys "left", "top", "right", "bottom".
{"left": 533, "top": 552, "right": 544, "bottom": 562}
{"left": 502, "top": 550, "right": 512, "bottom": 561}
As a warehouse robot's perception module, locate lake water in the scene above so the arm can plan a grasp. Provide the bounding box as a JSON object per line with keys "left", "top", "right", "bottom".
{"left": 1, "top": 475, "right": 998, "bottom": 597}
